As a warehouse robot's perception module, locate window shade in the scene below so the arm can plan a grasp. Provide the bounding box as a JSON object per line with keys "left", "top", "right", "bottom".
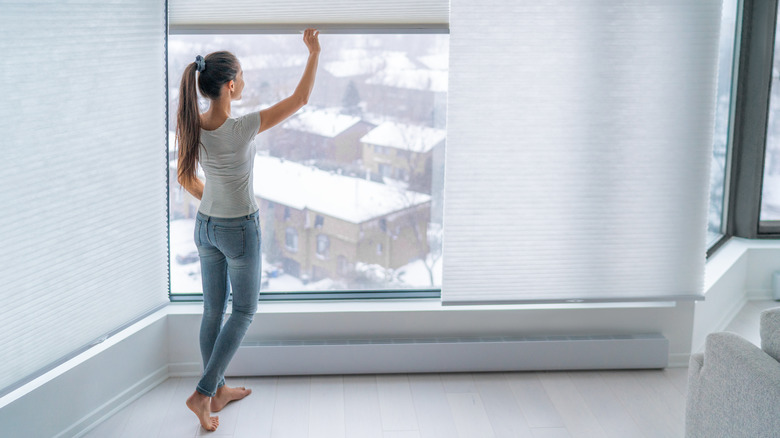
{"left": 442, "top": 0, "right": 721, "bottom": 304}
{"left": 168, "top": 0, "right": 449, "bottom": 33}
{"left": 0, "top": 0, "right": 168, "bottom": 394}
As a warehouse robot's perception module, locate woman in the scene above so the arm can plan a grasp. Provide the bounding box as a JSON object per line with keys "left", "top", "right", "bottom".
{"left": 176, "top": 29, "right": 320, "bottom": 431}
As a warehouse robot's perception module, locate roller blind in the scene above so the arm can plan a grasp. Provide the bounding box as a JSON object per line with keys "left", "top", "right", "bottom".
{"left": 0, "top": 0, "right": 168, "bottom": 394}
{"left": 168, "top": 0, "right": 449, "bottom": 33}
{"left": 442, "top": 0, "right": 721, "bottom": 304}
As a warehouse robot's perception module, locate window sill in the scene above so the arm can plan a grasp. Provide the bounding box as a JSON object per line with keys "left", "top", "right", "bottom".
{"left": 704, "top": 237, "right": 780, "bottom": 292}
{"left": 167, "top": 298, "right": 677, "bottom": 316}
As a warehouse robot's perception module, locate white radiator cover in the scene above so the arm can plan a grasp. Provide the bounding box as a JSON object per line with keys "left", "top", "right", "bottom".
{"left": 225, "top": 334, "right": 668, "bottom": 376}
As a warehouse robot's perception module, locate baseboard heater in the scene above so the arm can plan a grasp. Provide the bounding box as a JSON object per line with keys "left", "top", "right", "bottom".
{"left": 225, "top": 333, "right": 668, "bottom": 376}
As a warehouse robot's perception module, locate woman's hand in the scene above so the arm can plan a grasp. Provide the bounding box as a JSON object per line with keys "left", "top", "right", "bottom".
{"left": 303, "top": 28, "right": 320, "bottom": 55}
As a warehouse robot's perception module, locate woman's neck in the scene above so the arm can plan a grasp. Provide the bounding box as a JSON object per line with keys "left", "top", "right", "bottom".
{"left": 201, "top": 97, "right": 232, "bottom": 130}
{"left": 207, "top": 97, "right": 232, "bottom": 119}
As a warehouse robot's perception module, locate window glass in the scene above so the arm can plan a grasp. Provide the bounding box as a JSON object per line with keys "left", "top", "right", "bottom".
{"left": 285, "top": 227, "right": 298, "bottom": 251}
{"left": 317, "top": 234, "right": 330, "bottom": 256}
{"left": 763, "top": 4, "right": 780, "bottom": 222}
{"left": 707, "top": 0, "right": 740, "bottom": 245}
{"left": 168, "top": 33, "right": 447, "bottom": 294}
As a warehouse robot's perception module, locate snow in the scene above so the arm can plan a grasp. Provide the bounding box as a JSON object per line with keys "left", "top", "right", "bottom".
{"left": 366, "top": 69, "right": 448, "bottom": 92}
{"left": 360, "top": 122, "right": 446, "bottom": 153}
{"left": 762, "top": 173, "right": 780, "bottom": 219}
{"left": 169, "top": 131, "right": 177, "bottom": 152}
{"left": 169, "top": 219, "right": 202, "bottom": 293}
{"left": 253, "top": 156, "right": 431, "bottom": 223}
{"left": 282, "top": 108, "right": 361, "bottom": 138}
{"left": 417, "top": 53, "right": 449, "bottom": 71}
{"left": 396, "top": 256, "right": 443, "bottom": 288}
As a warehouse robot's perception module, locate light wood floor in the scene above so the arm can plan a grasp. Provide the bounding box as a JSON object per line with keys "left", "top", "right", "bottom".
{"left": 83, "top": 300, "right": 779, "bottom": 438}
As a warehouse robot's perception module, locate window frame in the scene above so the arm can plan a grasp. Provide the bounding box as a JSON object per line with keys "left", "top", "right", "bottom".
{"left": 707, "top": 0, "right": 746, "bottom": 256}
{"left": 718, "top": 0, "right": 780, "bottom": 254}
{"left": 165, "top": 7, "right": 780, "bottom": 299}
{"left": 760, "top": 0, "right": 780, "bottom": 234}
{"left": 165, "top": 22, "right": 446, "bottom": 301}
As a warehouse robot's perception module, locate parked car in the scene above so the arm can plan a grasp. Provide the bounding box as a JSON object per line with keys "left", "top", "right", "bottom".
{"left": 175, "top": 251, "right": 199, "bottom": 265}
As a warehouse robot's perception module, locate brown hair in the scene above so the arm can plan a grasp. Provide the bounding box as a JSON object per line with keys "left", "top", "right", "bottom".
{"left": 176, "top": 51, "right": 241, "bottom": 189}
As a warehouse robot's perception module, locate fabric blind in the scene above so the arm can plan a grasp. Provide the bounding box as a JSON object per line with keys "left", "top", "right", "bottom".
{"left": 168, "top": 0, "right": 449, "bottom": 33}
{"left": 442, "top": 0, "right": 721, "bottom": 304}
{"left": 0, "top": 0, "right": 168, "bottom": 393}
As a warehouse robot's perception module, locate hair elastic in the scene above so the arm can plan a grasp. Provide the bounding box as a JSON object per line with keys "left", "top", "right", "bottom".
{"left": 195, "top": 55, "right": 205, "bottom": 72}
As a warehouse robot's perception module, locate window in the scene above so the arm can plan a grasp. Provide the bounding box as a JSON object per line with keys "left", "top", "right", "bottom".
{"left": 168, "top": 33, "right": 447, "bottom": 295}
{"left": 337, "top": 255, "right": 349, "bottom": 276}
{"left": 285, "top": 227, "right": 298, "bottom": 251}
{"left": 378, "top": 163, "right": 392, "bottom": 178}
{"left": 707, "top": 0, "right": 741, "bottom": 246}
{"left": 763, "top": 3, "right": 780, "bottom": 224}
{"left": 316, "top": 234, "right": 330, "bottom": 257}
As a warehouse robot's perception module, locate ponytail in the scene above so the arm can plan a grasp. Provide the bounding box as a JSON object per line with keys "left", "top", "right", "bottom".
{"left": 176, "top": 62, "right": 201, "bottom": 191}
{"left": 176, "top": 52, "right": 240, "bottom": 193}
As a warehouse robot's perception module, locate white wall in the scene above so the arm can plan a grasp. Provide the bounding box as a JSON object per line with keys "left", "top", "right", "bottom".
{"left": 0, "top": 311, "right": 168, "bottom": 438}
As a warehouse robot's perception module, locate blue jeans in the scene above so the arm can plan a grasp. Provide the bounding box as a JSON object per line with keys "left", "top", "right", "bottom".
{"left": 194, "top": 210, "right": 261, "bottom": 397}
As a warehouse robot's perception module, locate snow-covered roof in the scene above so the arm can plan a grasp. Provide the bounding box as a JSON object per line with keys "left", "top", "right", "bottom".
{"left": 417, "top": 53, "right": 449, "bottom": 71}
{"left": 366, "top": 69, "right": 447, "bottom": 93}
{"left": 360, "top": 122, "right": 446, "bottom": 153}
{"left": 282, "top": 108, "right": 362, "bottom": 138}
{"left": 253, "top": 156, "right": 430, "bottom": 223}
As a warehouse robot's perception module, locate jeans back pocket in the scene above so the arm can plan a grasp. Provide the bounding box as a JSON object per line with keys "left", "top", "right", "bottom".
{"left": 214, "top": 225, "right": 245, "bottom": 258}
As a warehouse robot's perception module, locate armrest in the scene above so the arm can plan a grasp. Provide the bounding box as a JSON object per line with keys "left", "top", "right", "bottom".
{"left": 687, "top": 352, "right": 703, "bottom": 378}
{"left": 685, "top": 332, "right": 780, "bottom": 438}
{"left": 761, "top": 307, "right": 780, "bottom": 362}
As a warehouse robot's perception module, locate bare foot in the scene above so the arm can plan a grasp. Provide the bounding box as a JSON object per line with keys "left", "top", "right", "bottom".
{"left": 186, "top": 390, "right": 219, "bottom": 431}
{"left": 211, "top": 385, "right": 252, "bottom": 412}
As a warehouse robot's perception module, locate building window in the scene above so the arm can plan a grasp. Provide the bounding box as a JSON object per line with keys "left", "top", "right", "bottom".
{"left": 337, "top": 255, "right": 349, "bottom": 276}
{"left": 378, "top": 163, "right": 392, "bottom": 178}
{"left": 168, "top": 32, "right": 447, "bottom": 294}
{"left": 377, "top": 243, "right": 383, "bottom": 255}
{"left": 316, "top": 234, "right": 329, "bottom": 257}
{"left": 285, "top": 227, "right": 298, "bottom": 251}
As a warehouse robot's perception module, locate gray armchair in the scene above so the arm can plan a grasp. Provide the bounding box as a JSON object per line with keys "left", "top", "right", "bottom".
{"left": 685, "top": 307, "right": 780, "bottom": 438}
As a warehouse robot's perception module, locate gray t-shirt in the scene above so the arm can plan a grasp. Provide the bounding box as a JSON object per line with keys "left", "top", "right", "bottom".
{"left": 198, "top": 112, "right": 262, "bottom": 218}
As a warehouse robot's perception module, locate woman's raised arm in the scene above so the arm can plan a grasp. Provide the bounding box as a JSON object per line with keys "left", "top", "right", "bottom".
{"left": 257, "top": 28, "right": 320, "bottom": 134}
